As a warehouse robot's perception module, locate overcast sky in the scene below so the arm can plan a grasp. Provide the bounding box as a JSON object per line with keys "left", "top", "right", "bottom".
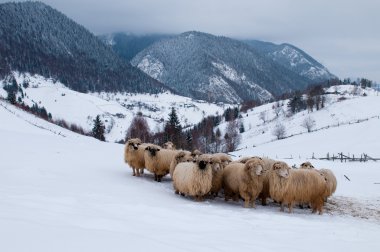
{"left": 3, "top": 0, "right": 380, "bottom": 82}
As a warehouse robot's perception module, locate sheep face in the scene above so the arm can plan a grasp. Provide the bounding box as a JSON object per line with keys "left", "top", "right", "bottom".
{"left": 273, "top": 162, "right": 290, "bottom": 178}
{"left": 191, "top": 149, "right": 202, "bottom": 158}
{"left": 245, "top": 158, "right": 264, "bottom": 176}
{"left": 163, "top": 141, "right": 176, "bottom": 150}
{"left": 127, "top": 138, "right": 142, "bottom": 150}
{"left": 197, "top": 155, "right": 213, "bottom": 171}
{"left": 145, "top": 146, "right": 160, "bottom": 157}
{"left": 300, "top": 161, "right": 314, "bottom": 169}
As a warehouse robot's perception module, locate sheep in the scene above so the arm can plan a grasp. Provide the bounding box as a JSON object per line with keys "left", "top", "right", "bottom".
{"left": 223, "top": 157, "right": 265, "bottom": 208}
{"left": 162, "top": 141, "right": 176, "bottom": 150}
{"left": 299, "top": 162, "right": 337, "bottom": 199}
{"left": 191, "top": 149, "right": 203, "bottom": 159}
{"left": 299, "top": 161, "right": 315, "bottom": 169}
{"left": 124, "top": 138, "right": 148, "bottom": 176}
{"left": 209, "top": 156, "right": 224, "bottom": 197}
{"left": 259, "top": 157, "right": 278, "bottom": 206}
{"left": 212, "top": 153, "right": 232, "bottom": 168}
{"left": 144, "top": 145, "right": 179, "bottom": 182}
{"left": 172, "top": 154, "right": 213, "bottom": 201}
{"left": 169, "top": 150, "right": 193, "bottom": 178}
{"left": 268, "top": 161, "right": 327, "bottom": 214}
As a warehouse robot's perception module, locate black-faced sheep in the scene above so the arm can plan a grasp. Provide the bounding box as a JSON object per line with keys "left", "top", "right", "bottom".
{"left": 172, "top": 154, "right": 213, "bottom": 201}
{"left": 144, "top": 145, "right": 178, "bottom": 182}
{"left": 268, "top": 161, "right": 327, "bottom": 214}
{"left": 223, "top": 157, "right": 265, "bottom": 208}
{"left": 169, "top": 150, "right": 193, "bottom": 178}
{"left": 124, "top": 138, "right": 147, "bottom": 176}
{"left": 299, "top": 161, "right": 315, "bottom": 169}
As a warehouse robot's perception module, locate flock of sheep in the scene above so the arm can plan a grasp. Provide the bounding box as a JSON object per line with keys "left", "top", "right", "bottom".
{"left": 124, "top": 138, "right": 337, "bottom": 214}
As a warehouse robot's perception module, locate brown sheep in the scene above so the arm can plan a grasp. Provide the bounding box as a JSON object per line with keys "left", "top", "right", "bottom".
{"left": 172, "top": 154, "right": 214, "bottom": 201}
{"left": 299, "top": 162, "right": 337, "bottom": 200}
{"left": 223, "top": 157, "right": 265, "bottom": 208}
{"left": 169, "top": 150, "right": 193, "bottom": 178}
{"left": 124, "top": 138, "right": 147, "bottom": 176}
{"left": 268, "top": 161, "right": 326, "bottom": 214}
{"left": 144, "top": 145, "right": 178, "bottom": 182}
{"left": 259, "top": 157, "right": 277, "bottom": 206}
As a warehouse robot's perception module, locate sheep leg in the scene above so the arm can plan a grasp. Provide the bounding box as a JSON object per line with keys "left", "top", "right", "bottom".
{"left": 132, "top": 168, "right": 136, "bottom": 176}
{"left": 175, "top": 190, "right": 179, "bottom": 194}
{"left": 288, "top": 202, "right": 294, "bottom": 213}
{"left": 140, "top": 168, "right": 144, "bottom": 174}
{"left": 280, "top": 203, "right": 285, "bottom": 212}
{"left": 154, "top": 174, "right": 158, "bottom": 181}
{"left": 261, "top": 197, "right": 267, "bottom": 206}
{"left": 157, "top": 175, "right": 162, "bottom": 182}
{"left": 136, "top": 168, "right": 140, "bottom": 177}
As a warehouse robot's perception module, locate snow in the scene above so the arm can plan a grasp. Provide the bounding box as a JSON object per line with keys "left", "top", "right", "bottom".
{"left": 0, "top": 72, "right": 228, "bottom": 142}
{"left": 212, "top": 61, "right": 273, "bottom": 102}
{"left": 209, "top": 75, "right": 242, "bottom": 103}
{"left": 137, "top": 55, "right": 164, "bottom": 80}
{"left": 1, "top": 86, "right": 380, "bottom": 251}
{"left": 234, "top": 85, "right": 380, "bottom": 151}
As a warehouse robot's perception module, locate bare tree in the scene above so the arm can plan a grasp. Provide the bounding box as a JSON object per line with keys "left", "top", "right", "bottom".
{"left": 224, "top": 120, "right": 241, "bottom": 152}
{"left": 272, "top": 123, "right": 286, "bottom": 140}
{"left": 126, "top": 114, "right": 151, "bottom": 142}
{"left": 259, "top": 111, "right": 268, "bottom": 124}
{"left": 273, "top": 102, "right": 283, "bottom": 118}
{"left": 301, "top": 116, "right": 316, "bottom": 133}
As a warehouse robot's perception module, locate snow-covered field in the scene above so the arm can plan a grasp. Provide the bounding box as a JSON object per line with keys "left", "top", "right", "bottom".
{"left": 1, "top": 98, "right": 380, "bottom": 252}
{"left": 0, "top": 72, "right": 229, "bottom": 142}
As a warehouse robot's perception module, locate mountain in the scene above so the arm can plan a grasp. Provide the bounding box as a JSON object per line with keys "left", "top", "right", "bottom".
{"left": 0, "top": 2, "right": 167, "bottom": 94}
{"left": 131, "top": 31, "right": 330, "bottom": 103}
{"left": 99, "top": 33, "right": 173, "bottom": 62}
{"left": 244, "top": 40, "right": 335, "bottom": 82}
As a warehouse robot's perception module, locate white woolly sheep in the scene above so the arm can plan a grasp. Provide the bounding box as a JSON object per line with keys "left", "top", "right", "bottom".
{"left": 144, "top": 145, "right": 178, "bottom": 182}
{"left": 169, "top": 150, "right": 193, "bottom": 178}
{"left": 268, "top": 161, "right": 327, "bottom": 214}
{"left": 172, "top": 154, "right": 213, "bottom": 201}
{"left": 208, "top": 155, "right": 224, "bottom": 197}
{"left": 223, "top": 157, "right": 265, "bottom": 208}
{"left": 162, "top": 141, "right": 176, "bottom": 150}
{"left": 212, "top": 153, "right": 232, "bottom": 168}
{"left": 124, "top": 138, "right": 148, "bottom": 176}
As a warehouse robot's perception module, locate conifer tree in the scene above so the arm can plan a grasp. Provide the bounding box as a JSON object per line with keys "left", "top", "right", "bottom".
{"left": 92, "top": 115, "right": 105, "bottom": 141}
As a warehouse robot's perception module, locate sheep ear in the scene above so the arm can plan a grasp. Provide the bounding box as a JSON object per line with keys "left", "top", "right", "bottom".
{"left": 145, "top": 146, "right": 150, "bottom": 150}
{"left": 301, "top": 162, "right": 305, "bottom": 166}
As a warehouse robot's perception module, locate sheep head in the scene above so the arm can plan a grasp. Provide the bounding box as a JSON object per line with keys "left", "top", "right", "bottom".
{"left": 191, "top": 149, "right": 202, "bottom": 158}
{"left": 175, "top": 151, "right": 188, "bottom": 162}
{"left": 127, "top": 138, "right": 142, "bottom": 150}
{"left": 145, "top": 145, "right": 160, "bottom": 156}
{"left": 300, "top": 161, "right": 314, "bottom": 169}
{"left": 197, "top": 155, "right": 213, "bottom": 171}
{"left": 272, "top": 161, "right": 290, "bottom": 178}
{"left": 163, "top": 141, "right": 176, "bottom": 150}
{"left": 210, "top": 156, "right": 222, "bottom": 173}
{"left": 245, "top": 158, "right": 264, "bottom": 176}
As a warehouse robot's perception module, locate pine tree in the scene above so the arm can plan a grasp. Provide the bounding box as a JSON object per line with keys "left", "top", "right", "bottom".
{"left": 92, "top": 115, "right": 105, "bottom": 141}
{"left": 164, "top": 107, "right": 182, "bottom": 147}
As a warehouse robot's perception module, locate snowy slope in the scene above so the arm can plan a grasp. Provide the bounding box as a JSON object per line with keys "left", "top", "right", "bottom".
{"left": 1, "top": 95, "right": 380, "bottom": 252}
{"left": 0, "top": 72, "right": 228, "bottom": 142}
{"left": 231, "top": 85, "right": 380, "bottom": 153}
